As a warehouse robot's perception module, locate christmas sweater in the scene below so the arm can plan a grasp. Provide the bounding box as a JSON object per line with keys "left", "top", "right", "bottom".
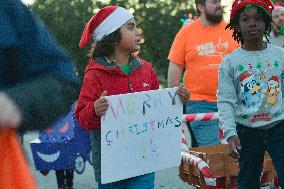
{"left": 217, "top": 43, "right": 284, "bottom": 141}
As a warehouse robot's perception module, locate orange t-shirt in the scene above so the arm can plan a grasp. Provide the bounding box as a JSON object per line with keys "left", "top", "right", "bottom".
{"left": 168, "top": 19, "right": 239, "bottom": 102}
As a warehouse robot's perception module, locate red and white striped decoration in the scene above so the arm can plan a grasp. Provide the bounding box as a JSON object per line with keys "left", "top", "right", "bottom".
{"left": 181, "top": 151, "right": 217, "bottom": 187}
{"left": 182, "top": 112, "right": 226, "bottom": 143}
{"left": 183, "top": 112, "right": 219, "bottom": 123}
{"left": 181, "top": 112, "right": 280, "bottom": 189}
{"left": 181, "top": 128, "right": 188, "bottom": 151}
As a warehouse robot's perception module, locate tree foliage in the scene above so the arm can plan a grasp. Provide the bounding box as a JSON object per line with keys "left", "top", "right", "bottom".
{"left": 28, "top": 0, "right": 284, "bottom": 81}
{"left": 30, "top": 0, "right": 195, "bottom": 83}
{"left": 30, "top": 0, "right": 95, "bottom": 77}
{"left": 29, "top": 0, "right": 284, "bottom": 82}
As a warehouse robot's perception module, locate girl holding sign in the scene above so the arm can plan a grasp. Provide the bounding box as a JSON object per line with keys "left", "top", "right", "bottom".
{"left": 76, "top": 5, "right": 189, "bottom": 189}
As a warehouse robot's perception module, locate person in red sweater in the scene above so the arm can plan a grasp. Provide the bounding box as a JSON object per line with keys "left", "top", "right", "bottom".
{"left": 76, "top": 5, "right": 189, "bottom": 189}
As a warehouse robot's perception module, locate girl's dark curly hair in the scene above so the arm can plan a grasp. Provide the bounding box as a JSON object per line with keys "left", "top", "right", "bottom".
{"left": 225, "top": 6, "right": 272, "bottom": 45}
{"left": 90, "top": 28, "right": 121, "bottom": 59}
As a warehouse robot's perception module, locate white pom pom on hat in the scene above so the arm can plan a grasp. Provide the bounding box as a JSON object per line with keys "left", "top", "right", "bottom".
{"left": 79, "top": 6, "right": 133, "bottom": 48}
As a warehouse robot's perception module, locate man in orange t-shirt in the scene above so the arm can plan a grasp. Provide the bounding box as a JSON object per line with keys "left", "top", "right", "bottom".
{"left": 167, "top": 0, "right": 239, "bottom": 147}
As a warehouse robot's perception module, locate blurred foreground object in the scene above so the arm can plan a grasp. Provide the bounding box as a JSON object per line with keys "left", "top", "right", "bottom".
{"left": 0, "top": 0, "right": 80, "bottom": 131}
{"left": 0, "top": 128, "right": 37, "bottom": 189}
{"left": 0, "top": 92, "right": 22, "bottom": 128}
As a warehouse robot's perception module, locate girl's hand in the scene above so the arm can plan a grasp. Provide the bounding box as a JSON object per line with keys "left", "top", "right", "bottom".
{"left": 228, "top": 135, "right": 241, "bottom": 159}
{"left": 177, "top": 86, "right": 190, "bottom": 105}
{"left": 0, "top": 92, "right": 22, "bottom": 128}
{"left": 94, "top": 91, "right": 109, "bottom": 117}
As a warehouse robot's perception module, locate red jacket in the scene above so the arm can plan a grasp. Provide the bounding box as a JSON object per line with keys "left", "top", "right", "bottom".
{"left": 75, "top": 56, "right": 159, "bottom": 131}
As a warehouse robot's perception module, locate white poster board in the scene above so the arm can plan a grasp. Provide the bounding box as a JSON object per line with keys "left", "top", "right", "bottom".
{"left": 101, "top": 88, "right": 183, "bottom": 184}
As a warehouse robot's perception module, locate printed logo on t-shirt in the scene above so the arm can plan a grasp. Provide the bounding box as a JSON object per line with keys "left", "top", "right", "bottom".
{"left": 196, "top": 37, "right": 229, "bottom": 58}
{"left": 143, "top": 82, "right": 149, "bottom": 88}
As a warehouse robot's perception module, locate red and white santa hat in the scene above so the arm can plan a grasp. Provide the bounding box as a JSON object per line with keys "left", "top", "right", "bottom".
{"left": 230, "top": 0, "right": 274, "bottom": 20}
{"left": 79, "top": 6, "right": 133, "bottom": 48}
{"left": 240, "top": 72, "right": 252, "bottom": 85}
{"left": 268, "top": 76, "right": 279, "bottom": 83}
{"left": 273, "top": 2, "right": 284, "bottom": 17}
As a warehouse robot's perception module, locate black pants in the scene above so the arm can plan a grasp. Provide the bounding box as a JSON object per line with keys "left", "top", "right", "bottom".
{"left": 237, "top": 122, "right": 284, "bottom": 188}
{"left": 55, "top": 170, "right": 74, "bottom": 188}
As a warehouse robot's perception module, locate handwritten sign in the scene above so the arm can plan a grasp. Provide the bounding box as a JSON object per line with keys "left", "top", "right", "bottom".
{"left": 101, "top": 88, "right": 183, "bottom": 184}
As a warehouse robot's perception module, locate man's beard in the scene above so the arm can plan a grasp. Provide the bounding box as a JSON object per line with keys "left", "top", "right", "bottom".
{"left": 205, "top": 9, "right": 223, "bottom": 24}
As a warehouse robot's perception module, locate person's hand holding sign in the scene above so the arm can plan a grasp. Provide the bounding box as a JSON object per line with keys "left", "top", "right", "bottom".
{"left": 177, "top": 86, "right": 190, "bottom": 105}
{"left": 94, "top": 91, "right": 109, "bottom": 117}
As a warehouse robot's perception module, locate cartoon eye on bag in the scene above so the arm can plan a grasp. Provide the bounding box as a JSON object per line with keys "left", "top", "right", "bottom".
{"left": 44, "top": 128, "right": 53, "bottom": 133}
{"left": 60, "top": 123, "right": 69, "bottom": 133}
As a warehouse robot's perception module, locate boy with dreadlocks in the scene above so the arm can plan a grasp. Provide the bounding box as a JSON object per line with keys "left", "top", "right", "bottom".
{"left": 217, "top": 0, "right": 284, "bottom": 187}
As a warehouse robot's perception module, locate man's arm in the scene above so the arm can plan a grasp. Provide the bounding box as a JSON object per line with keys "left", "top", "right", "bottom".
{"left": 167, "top": 61, "right": 184, "bottom": 87}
